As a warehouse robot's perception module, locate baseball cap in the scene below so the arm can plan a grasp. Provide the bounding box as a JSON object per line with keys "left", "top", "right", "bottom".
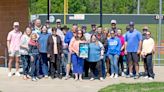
{"left": 13, "top": 22, "right": 19, "bottom": 26}
{"left": 143, "top": 26, "right": 149, "bottom": 30}
{"left": 129, "top": 21, "right": 134, "bottom": 26}
{"left": 91, "top": 24, "right": 96, "bottom": 26}
{"left": 111, "top": 20, "right": 117, "bottom": 24}
{"left": 56, "top": 19, "right": 61, "bottom": 23}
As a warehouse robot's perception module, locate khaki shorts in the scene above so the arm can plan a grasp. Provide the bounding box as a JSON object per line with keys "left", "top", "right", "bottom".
{"left": 9, "top": 50, "right": 20, "bottom": 57}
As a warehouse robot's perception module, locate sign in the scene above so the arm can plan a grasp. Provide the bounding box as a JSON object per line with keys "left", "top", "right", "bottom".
{"left": 69, "top": 14, "right": 85, "bottom": 20}
{"left": 49, "top": 16, "right": 55, "bottom": 23}
{"left": 79, "top": 43, "right": 89, "bottom": 58}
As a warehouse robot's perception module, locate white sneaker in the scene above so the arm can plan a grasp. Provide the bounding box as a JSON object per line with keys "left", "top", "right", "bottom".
{"left": 121, "top": 72, "right": 125, "bottom": 77}
{"left": 15, "top": 72, "right": 21, "bottom": 77}
{"left": 110, "top": 74, "right": 114, "bottom": 78}
{"left": 90, "top": 77, "right": 95, "bottom": 81}
{"left": 114, "top": 74, "right": 118, "bottom": 78}
{"left": 144, "top": 76, "right": 148, "bottom": 79}
{"left": 44, "top": 75, "right": 49, "bottom": 78}
{"left": 148, "top": 77, "right": 154, "bottom": 80}
{"left": 32, "top": 77, "right": 37, "bottom": 81}
{"left": 8, "top": 72, "right": 12, "bottom": 77}
{"left": 100, "top": 77, "right": 104, "bottom": 81}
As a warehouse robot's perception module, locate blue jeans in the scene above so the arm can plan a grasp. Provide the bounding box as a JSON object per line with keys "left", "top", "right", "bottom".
{"left": 61, "top": 49, "right": 68, "bottom": 74}
{"left": 21, "top": 55, "right": 30, "bottom": 75}
{"left": 71, "top": 54, "right": 84, "bottom": 74}
{"left": 108, "top": 54, "right": 119, "bottom": 74}
{"left": 30, "top": 54, "right": 40, "bottom": 77}
{"left": 40, "top": 53, "right": 48, "bottom": 76}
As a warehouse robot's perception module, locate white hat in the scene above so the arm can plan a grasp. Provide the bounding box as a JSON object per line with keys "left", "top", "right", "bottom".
{"left": 13, "top": 22, "right": 19, "bottom": 26}
{"left": 111, "top": 20, "right": 117, "bottom": 24}
{"left": 56, "top": 19, "right": 61, "bottom": 23}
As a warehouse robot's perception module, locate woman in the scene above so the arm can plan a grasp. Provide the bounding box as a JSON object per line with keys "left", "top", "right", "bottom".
{"left": 117, "top": 29, "right": 125, "bottom": 76}
{"left": 38, "top": 25, "right": 50, "bottom": 78}
{"left": 69, "top": 28, "right": 86, "bottom": 81}
{"left": 20, "top": 27, "right": 32, "bottom": 80}
{"left": 141, "top": 31, "right": 155, "bottom": 80}
{"left": 107, "top": 30, "right": 121, "bottom": 79}
{"left": 47, "top": 27, "right": 63, "bottom": 79}
{"left": 87, "top": 34, "right": 104, "bottom": 81}
{"left": 29, "top": 33, "right": 40, "bottom": 81}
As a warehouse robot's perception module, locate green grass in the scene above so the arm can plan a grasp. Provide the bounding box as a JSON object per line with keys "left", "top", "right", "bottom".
{"left": 99, "top": 82, "right": 164, "bottom": 92}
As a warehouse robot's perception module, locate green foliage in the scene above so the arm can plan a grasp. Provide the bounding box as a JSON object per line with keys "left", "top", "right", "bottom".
{"left": 29, "top": 0, "right": 163, "bottom": 14}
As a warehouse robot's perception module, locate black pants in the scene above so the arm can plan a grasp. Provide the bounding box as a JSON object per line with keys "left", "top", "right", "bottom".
{"left": 118, "top": 55, "right": 124, "bottom": 74}
{"left": 144, "top": 53, "right": 154, "bottom": 78}
{"left": 84, "top": 59, "right": 90, "bottom": 77}
{"left": 50, "top": 54, "right": 62, "bottom": 77}
{"left": 89, "top": 61, "right": 102, "bottom": 78}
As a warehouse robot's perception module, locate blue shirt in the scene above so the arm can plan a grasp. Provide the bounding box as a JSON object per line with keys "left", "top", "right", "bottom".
{"left": 125, "top": 29, "right": 142, "bottom": 52}
{"left": 87, "top": 42, "right": 104, "bottom": 62}
{"left": 38, "top": 33, "right": 51, "bottom": 53}
{"left": 64, "top": 30, "right": 73, "bottom": 45}
{"left": 106, "top": 37, "right": 121, "bottom": 55}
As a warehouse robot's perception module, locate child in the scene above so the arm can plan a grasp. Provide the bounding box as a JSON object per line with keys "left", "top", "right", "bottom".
{"left": 29, "top": 33, "right": 40, "bottom": 81}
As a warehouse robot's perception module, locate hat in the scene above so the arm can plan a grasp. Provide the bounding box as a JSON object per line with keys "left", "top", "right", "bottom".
{"left": 111, "top": 20, "right": 117, "bottom": 24}
{"left": 129, "top": 21, "right": 134, "bottom": 26}
{"left": 91, "top": 24, "right": 96, "bottom": 26}
{"left": 56, "top": 19, "right": 61, "bottom": 23}
{"left": 13, "top": 22, "right": 19, "bottom": 26}
{"left": 143, "top": 26, "right": 148, "bottom": 30}
{"left": 61, "top": 25, "right": 69, "bottom": 30}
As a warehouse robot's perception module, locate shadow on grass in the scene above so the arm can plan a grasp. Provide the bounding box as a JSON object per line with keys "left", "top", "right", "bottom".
{"left": 99, "top": 82, "right": 164, "bottom": 92}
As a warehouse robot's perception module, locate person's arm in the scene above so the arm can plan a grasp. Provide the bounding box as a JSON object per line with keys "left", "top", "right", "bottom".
{"left": 20, "top": 36, "right": 28, "bottom": 49}
{"left": 7, "top": 32, "right": 11, "bottom": 52}
{"left": 47, "top": 36, "right": 51, "bottom": 58}
{"left": 137, "top": 32, "right": 142, "bottom": 54}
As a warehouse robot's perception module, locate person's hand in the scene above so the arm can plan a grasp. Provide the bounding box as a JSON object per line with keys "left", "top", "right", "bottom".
{"left": 124, "top": 50, "right": 127, "bottom": 55}
{"left": 47, "top": 54, "right": 51, "bottom": 58}
{"left": 30, "top": 56, "right": 34, "bottom": 62}
{"left": 137, "top": 50, "right": 141, "bottom": 54}
{"left": 100, "top": 55, "right": 104, "bottom": 59}
{"left": 61, "top": 53, "right": 64, "bottom": 57}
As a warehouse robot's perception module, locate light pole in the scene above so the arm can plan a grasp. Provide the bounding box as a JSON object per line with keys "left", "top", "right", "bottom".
{"left": 47, "top": 0, "right": 50, "bottom": 20}
{"left": 100, "top": 0, "right": 102, "bottom": 27}
{"left": 64, "top": 0, "right": 68, "bottom": 24}
{"left": 158, "top": 0, "right": 162, "bottom": 65}
{"left": 137, "top": 0, "right": 140, "bottom": 14}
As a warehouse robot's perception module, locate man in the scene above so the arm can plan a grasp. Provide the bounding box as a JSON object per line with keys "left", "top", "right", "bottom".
{"left": 142, "top": 26, "right": 149, "bottom": 76}
{"left": 33, "top": 19, "right": 42, "bottom": 34}
{"left": 109, "top": 20, "right": 119, "bottom": 34}
{"left": 89, "top": 24, "right": 97, "bottom": 34}
{"left": 124, "top": 21, "right": 142, "bottom": 79}
{"left": 45, "top": 20, "right": 52, "bottom": 34}
{"left": 7, "top": 22, "right": 22, "bottom": 77}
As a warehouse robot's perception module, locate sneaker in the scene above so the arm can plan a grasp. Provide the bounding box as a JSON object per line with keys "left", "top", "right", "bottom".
{"left": 134, "top": 75, "right": 139, "bottom": 79}
{"left": 8, "top": 72, "right": 12, "bottom": 77}
{"left": 90, "top": 77, "right": 95, "bottom": 81}
{"left": 32, "top": 77, "right": 37, "bottom": 81}
{"left": 100, "top": 77, "right": 104, "bottom": 81}
{"left": 121, "top": 72, "right": 125, "bottom": 77}
{"left": 44, "top": 75, "right": 49, "bottom": 78}
{"left": 130, "top": 73, "right": 133, "bottom": 77}
{"left": 148, "top": 77, "right": 154, "bottom": 80}
{"left": 15, "top": 72, "right": 21, "bottom": 77}
{"left": 114, "top": 74, "right": 118, "bottom": 78}
{"left": 65, "top": 75, "right": 70, "bottom": 80}
{"left": 144, "top": 76, "right": 148, "bottom": 79}
{"left": 110, "top": 74, "right": 114, "bottom": 78}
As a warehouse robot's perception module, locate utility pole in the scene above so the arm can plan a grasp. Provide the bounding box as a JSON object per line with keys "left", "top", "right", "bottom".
{"left": 100, "top": 0, "right": 102, "bottom": 27}
{"left": 64, "top": 0, "right": 68, "bottom": 24}
{"left": 137, "top": 0, "right": 140, "bottom": 14}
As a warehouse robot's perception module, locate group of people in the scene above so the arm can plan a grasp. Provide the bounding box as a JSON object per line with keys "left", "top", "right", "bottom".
{"left": 7, "top": 19, "right": 155, "bottom": 81}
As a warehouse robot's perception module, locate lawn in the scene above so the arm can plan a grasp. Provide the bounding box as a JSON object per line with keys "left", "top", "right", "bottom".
{"left": 99, "top": 82, "right": 164, "bottom": 92}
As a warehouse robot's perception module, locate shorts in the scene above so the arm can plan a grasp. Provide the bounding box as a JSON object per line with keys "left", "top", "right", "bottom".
{"left": 127, "top": 52, "right": 140, "bottom": 62}
{"left": 9, "top": 50, "right": 20, "bottom": 57}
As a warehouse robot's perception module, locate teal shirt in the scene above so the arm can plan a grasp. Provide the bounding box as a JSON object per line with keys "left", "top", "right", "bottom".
{"left": 87, "top": 42, "right": 104, "bottom": 62}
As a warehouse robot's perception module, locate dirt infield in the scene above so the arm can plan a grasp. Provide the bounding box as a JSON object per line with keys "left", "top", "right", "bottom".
{"left": 0, "top": 66, "right": 164, "bottom": 92}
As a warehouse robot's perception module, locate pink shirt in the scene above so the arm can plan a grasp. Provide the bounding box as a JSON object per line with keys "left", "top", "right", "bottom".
{"left": 69, "top": 37, "right": 85, "bottom": 54}
{"left": 118, "top": 35, "right": 125, "bottom": 56}
{"left": 7, "top": 30, "right": 22, "bottom": 51}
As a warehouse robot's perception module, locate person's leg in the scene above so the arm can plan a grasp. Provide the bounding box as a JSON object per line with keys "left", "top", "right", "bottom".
{"left": 133, "top": 53, "right": 139, "bottom": 75}
{"left": 118, "top": 55, "right": 121, "bottom": 75}
{"left": 89, "top": 62, "right": 96, "bottom": 79}
{"left": 96, "top": 61, "right": 103, "bottom": 79}
{"left": 21, "top": 55, "right": 26, "bottom": 75}
{"left": 35, "top": 55, "right": 40, "bottom": 78}
{"left": 65, "top": 52, "right": 71, "bottom": 78}
{"left": 78, "top": 57, "right": 84, "bottom": 80}
{"left": 120, "top": 55, "right": 124, "bottom": 76}
{"left": 113, "top": 54, "right": 119, "bottom": 77}
{"left": 146, "top": 54, "right": 154, "bottom": 79}
{"left": 41, "top": 53, "right": 48, "bottom": 76}
{"left": 84, "top": 59, "right": 89, "bottom": 77}
{"left": 108, "top": 55, "right": 114, "bottom": 77}
{"left": 106, "top": 57, "right": 110, "bottom": 76}
{"left": 30, "top": 55, "right": 36, "bottom": 78}
{"left": 127, "top": 53, "right": 133, "bottom": 76}
{"left": 56, "top": 54, "right": 62, "bottom": 78}
{"left": 71, "top": 54, "right": 78, "bottom": 80}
